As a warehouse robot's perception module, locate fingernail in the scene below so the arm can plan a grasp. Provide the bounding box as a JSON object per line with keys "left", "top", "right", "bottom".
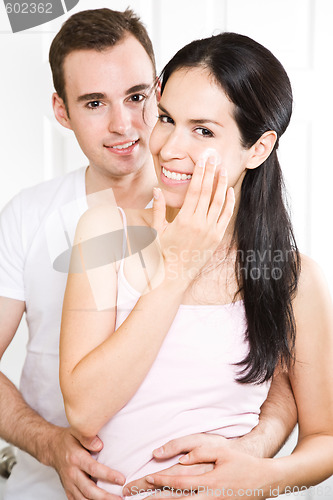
{"left": 153, "top": 187, "right": 160, "bottom": 200}
{"left": 146, "top": 475, "right": 155, "bottom": 484}
{"left": 154, "top": 446, "right": 164, "bottom": 456}
{"left": 200, "top": 148, "right": 221, "bottom": 166}
{"left": 115, "top": 477, "right": 125, "bottom": 486}
{"left": 179, "top": 454, "right": 189, "bottom": 463}
{"left": 90, "top": 437, "right": 101, "bottom": 449}
{"left": 207, "top": 155, "right": 217, "bottom": 166}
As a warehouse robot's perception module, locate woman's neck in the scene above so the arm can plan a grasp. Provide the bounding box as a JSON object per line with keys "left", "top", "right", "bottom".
{"left": 166, "top": 206, "right": 180, "bottom": 223}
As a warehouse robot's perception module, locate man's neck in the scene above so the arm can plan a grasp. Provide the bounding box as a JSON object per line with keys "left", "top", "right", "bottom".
{"left": 85, "top": 163, "right": 157, "bottom": 209}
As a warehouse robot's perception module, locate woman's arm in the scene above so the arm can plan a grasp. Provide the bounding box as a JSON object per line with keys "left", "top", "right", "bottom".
{"left": 60, "top": 159, "right": 235, "bottom": 440}
{"left": 272, "top": 254, "right": 333, "bottom": 488}
{"left": 60, "top": 203, "right": 188, "bottom": 439}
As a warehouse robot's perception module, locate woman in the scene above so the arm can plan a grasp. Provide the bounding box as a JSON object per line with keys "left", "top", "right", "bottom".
{"left": 60, "top": 33, "right": 333, "bottom": 497}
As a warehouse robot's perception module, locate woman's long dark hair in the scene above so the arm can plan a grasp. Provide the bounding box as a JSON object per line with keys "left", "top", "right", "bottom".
{"left": 160, "top": 33, "right": 301, "bottom": 384}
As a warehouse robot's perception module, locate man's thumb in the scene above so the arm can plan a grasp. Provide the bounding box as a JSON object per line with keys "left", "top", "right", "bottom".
{"left": 79, "top": 434, "right": 103, "bottom": 452}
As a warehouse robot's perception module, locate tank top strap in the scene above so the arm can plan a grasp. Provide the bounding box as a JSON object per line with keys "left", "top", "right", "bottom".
{"left": 116, "top": 207, "right": 128, "bottom": 273}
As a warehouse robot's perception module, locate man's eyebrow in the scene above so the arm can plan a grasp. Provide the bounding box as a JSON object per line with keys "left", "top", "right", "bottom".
{"left": 76, "top": 84, "right": 152, "bottom": 103}
{"left": 77, "top": 92, "right": 105, "bottom": 103}
{"left": 158, "top": 103, "right": 223, "bottom": 127}
{"left": 126, "top": 83, "right": 152, "bottom": 94}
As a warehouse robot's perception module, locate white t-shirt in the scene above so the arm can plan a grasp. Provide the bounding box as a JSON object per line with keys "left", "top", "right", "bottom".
{"left": 0, "top": 167, "right": 87, "bottom": 500}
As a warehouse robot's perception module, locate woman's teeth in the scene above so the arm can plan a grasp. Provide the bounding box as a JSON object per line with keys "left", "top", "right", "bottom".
{"left": 162, "top": 166, "right": 192, "bottom": 181}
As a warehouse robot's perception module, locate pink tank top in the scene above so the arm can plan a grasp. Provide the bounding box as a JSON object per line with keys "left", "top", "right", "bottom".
{"left": 96, "top": 209, "right": 271, "bottom": 495}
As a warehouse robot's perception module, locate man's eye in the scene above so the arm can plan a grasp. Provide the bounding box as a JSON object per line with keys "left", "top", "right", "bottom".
{"left": 158, "top": 114, "right": 174, "bottom": 124}
{"left": 196, "top": 127, "right": 213, "bottom": 137}
{"left": 129, "top": 94, "right": 145, "bottom": 102}
{"left": 87, "top": 101, "right": 102, "bottom": 109}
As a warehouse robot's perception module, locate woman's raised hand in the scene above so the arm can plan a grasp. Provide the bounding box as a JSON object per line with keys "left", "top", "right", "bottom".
{"left": 152, "top": 154, "right": 235, "bottom": 286}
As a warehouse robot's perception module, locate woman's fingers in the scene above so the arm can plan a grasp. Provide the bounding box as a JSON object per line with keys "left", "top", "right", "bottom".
{"left": 216, "top": 187, "right": 235, "bottom": 234}
{"left": 179, "top": 158, "right": 206, "bottom": 217}
{"left": 206, "top": 168, "right": 228, "bottom": 223}
{"left": 152, "top": 187, "right": 167, "bottom": 234}
{"left": 180, "top": 154, "right": 232, "bottom": 230}
{"left": 207, "top": 168, "right": 235, "bottom": 232}
{"left": 194, "top": 156, "right": 218, "bottom": 216}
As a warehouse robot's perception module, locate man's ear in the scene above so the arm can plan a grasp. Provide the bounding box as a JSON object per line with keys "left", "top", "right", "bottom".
{"left": 52, "top": 93, "right": 72, "bottom": 130}
{"left": 246, "top": 131, "right": 277, "bottom": 170}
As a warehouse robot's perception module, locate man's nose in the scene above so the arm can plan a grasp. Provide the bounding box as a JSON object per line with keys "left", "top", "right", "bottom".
{"left": 108, "top": 105, "right": 131, "bottom": 135}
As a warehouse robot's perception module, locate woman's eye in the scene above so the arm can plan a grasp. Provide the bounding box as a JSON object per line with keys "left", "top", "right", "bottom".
{"left": 129, "top": 94, "right": 146, "bottom": 102}
{"left": 87, "top": 101, "right": 102, "bottom": 109}
{"left": 196, "top": 127, "right": 213, "bottom": 137}
{"left": 158, "top": 114, "right": 174, "bottom": 124}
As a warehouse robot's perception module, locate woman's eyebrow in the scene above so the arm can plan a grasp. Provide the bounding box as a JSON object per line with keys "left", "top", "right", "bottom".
{"left": 188, "top": 118, "right": 223, "bottom": 127}
{"left": 158, "top": 103, "right": 223, "bottom": 127}
{"left": 157, "top": 103, "right": 170, "bottom": 115}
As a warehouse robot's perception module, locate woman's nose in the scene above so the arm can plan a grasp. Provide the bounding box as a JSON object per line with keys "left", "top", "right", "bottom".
{"left": 159, "top": 129, "right": 187, "bottom": 161}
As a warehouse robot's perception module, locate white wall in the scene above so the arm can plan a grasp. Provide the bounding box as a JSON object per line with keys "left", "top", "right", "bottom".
{"left": 0, "top": 1, "right": 332, "bottom": 498}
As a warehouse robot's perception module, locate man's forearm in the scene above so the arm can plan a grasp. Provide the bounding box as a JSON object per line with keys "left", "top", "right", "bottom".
{"left": 236, "top": 372, "right": 297, "bottom": 458}
{"left": 0, "top": 372, "right": 60, "bottom": 467}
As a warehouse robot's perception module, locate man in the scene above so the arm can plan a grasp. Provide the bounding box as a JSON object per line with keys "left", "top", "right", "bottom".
{"left": 0, "top": 8, "right": 296, "bottom": 500}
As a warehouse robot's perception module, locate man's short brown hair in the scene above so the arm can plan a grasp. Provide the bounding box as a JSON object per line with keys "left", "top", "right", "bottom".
{"left": 49, "top": 8, "right": 156, "bottom": 107}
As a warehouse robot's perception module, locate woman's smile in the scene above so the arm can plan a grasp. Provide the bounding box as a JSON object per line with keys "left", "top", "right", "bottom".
{"left": 161, "top": 165, "right": 193, "bottom": 184}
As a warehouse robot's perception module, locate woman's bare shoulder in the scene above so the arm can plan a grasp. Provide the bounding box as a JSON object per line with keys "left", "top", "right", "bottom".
{"left": 294, "top": 253, "right": 332, "bottom": 318}
{"left": 297, "top": 254, "right": 328, "bottom": 295}
{"left": 74, "top": 205, "right": 152, "bottom": 244}
{"left": 74, "top": 203, "right": 121, "bottom": 243}
{"left": 124, "top": 207, "right": 153, "bottom": 227}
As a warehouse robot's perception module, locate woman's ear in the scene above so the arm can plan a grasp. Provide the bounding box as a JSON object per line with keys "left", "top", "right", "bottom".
{"left": 52, "top": 93, "right": 72, "bottom": 130}
{"left": 246, "top": 131, "right": 277, "bottom": 170}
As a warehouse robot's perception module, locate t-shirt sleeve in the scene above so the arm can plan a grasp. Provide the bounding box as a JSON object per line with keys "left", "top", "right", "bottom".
{"left": 0, "top": 194, "right": 26, "bottom": 301}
